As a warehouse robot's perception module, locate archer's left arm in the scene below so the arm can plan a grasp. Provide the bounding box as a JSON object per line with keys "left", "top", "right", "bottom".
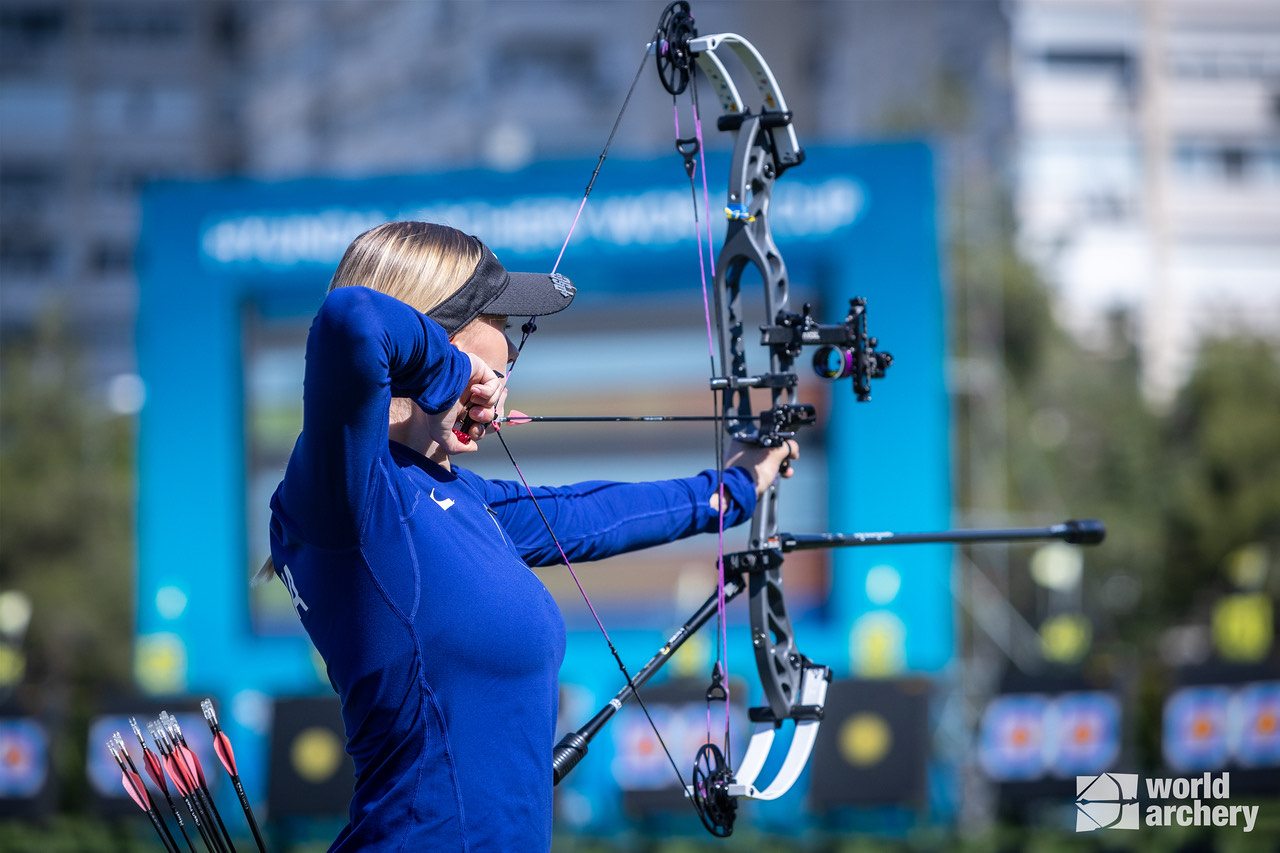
{"left": 459, "top": 468, "right": 758, "bottom": 568}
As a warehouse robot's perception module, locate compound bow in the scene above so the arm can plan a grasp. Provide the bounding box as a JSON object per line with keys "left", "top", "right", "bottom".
{"left": 495, "top": 1, "right": 1103, "bottom": 838}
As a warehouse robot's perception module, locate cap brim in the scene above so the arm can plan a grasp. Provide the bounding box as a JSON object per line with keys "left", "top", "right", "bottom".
{"left": 483, "top": 270, "right": 576, "bottom": 318}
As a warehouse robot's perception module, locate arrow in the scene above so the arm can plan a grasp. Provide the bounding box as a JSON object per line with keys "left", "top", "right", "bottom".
{"left": 131, "top": 717, "right": 197, "bottom": 853}
{"left": 202, "top": 699, "right": 267, "bottom": 853}
{"left": 109, "top": 734, "right": 180, "bottom": 853}
{"left": 161, "top": 712, "right": 237, "bottom": 853}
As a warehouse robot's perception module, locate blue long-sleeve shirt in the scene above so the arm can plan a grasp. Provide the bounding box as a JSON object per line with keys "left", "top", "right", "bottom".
{"left": 269, "top": 286, "right": 756, "bottom": 852}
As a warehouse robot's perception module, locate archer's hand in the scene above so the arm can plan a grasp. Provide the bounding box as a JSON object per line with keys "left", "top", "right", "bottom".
{"left": 716, "top": 439, "right": 799, "bottom": 509}
{"left": 431, "top": 353, "right": 504, "bottom": 454}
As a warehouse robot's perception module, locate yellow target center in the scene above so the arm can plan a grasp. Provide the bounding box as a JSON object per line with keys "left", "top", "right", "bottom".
{"left": 839, "top": 712, "right": 892, "bottom": 767}
{"left": 290, "top": 726, "right": 344, "bottom": 784}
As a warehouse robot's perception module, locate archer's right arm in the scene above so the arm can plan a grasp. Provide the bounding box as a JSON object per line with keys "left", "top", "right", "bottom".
{"left": 276, "top": 286, "right": 471, "bottom": 547}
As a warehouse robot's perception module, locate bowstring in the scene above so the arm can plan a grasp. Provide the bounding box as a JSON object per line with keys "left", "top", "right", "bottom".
{"left": 692, "top": 70, "right": 735, "bottom": 771}
{"left": 492, "top": 425, "right": 691, "bottom": 795}
{"left": 491, "top": 38, "right": 694, "bottom": 798}
{"left": 673, "top": 72, "right": 734, "bottom": 770}
{"left": 549, "top": 26, "right": 651, "bottom": 277}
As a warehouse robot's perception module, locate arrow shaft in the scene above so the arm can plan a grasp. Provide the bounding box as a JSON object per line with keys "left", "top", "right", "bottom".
{"left": 500, "top": 414, "right": 737, "bottom": 423}
{"left": 230, "top": 774, "right": 268, "bottom": 853}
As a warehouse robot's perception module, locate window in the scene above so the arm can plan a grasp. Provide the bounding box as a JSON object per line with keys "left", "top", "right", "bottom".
{"left": 91, "top": 5, "right": 187, "bottom": 44}
{"left": 1040, "top": 48, "right": 1135, "bottom": 82}
{"left": 1175, "top": 141, "right": 1280, "bottom": 183}
{"left": 88, "top": 242, "right": 134, "bottom": 275}
{"left": 0, "top": 233, "right": 56, "bottom": 275}
{"left": 0, "top": 162, "right": 61, "bottom": 206}
{"left": 0, "top": 6, "right": 66, "bottom": 67}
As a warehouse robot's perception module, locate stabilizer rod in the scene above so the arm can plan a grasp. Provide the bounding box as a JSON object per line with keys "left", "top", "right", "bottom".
{"left": 779, "top": 519, "right": 1105, "bottom": 551}
{"left": 552, "top": 575, "right": 748, "bottom": 785}
{"left": 552, "top": 519, "right": 1104, "bottom": 784}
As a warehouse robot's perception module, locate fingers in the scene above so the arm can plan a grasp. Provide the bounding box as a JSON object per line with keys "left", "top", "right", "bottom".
{"left": 466, "top": 373, "right": 503, "bottom": 415}
{"left": 722, "top": 438, "right": 801, "bottom": 502}
{"left": 466, "top": 352, "right": 498, "bottom": 387}
{"left": 443, "top": 426, "right": 480, "bottom": 454}
{"left": 460, "top": 386, "right": 508, "bottom": 441}
{"left": 453, "top": 355, "right": 505, "bottom": 444}
{"left": 777, "top": 438, "right": 799, "bottom": 478}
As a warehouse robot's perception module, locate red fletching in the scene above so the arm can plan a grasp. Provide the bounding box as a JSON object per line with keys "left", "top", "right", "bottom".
{"left": 213, "top": 731, "right": 238, "bottom": 777}
{"left": 163, "top": 752, "right": 191, "bottom": 796}
{"left": 178, "top": 744, "right": 207, "bottom": 791}
{"left": 120, "top": 769, "right": 151, "bottom": 811}
{"left": 143, "top": 748, "right": 168, "bottom": 794}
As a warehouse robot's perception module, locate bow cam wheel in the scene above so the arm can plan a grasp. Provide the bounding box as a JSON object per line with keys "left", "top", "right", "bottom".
{"left": 690, "top": 742, "right": 737, "bottom": 837}
{"left": 654, "top": 1, "right": 697, "bottom": 95}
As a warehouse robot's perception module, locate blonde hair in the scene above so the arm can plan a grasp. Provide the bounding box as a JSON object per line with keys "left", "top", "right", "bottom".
{"left": 255, "top": 222, "right": 481, "bottom": 588}
{"left": 328, "top": 221, "right": 481, "bottom": 313}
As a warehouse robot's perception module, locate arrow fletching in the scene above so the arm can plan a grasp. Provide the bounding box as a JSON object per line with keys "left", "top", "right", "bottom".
{"left": 108, "top": 739, "right": 151, "bottom": 811}
{"left": 142, "top": 747, "right": 168, "bottom": 794}
{"left": 178, "top": 743, "right": 208, "bottom": 792}
{"left": 213, "top": 730, "right": 238, "bottom": 778}
{"left": 162, "top": 752, "right": 191, "bottom": 797}
{"left": 160, "top": 712, "right": 209, "bottom": 792}
{"left": 130, "top": 717, "right": 170, "bottom": 794}
{"left": 202, "top": 698, "right": 240, "bottom": 777}
{"left": 120, "top": 769, "right": 152, "bottom": 811}
{"left": 152, "top": 723, "right": 193, "bottom": 797}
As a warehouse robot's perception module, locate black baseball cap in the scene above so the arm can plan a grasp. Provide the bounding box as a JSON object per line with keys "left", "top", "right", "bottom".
{"left": 427, "top": 237, "right": 576, "bottom": 335}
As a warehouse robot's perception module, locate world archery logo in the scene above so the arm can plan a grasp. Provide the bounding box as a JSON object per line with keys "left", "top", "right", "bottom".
{"left": 549, "top": 272, "right": 576, "bottom": 298}
{"left": 1076, "top": 773, "right": 1140, "bottom": 830}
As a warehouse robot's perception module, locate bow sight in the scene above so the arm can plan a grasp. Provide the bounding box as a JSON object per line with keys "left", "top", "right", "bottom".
{"left": 771, "top": 299, "right": 895, "bottom": 401}
{"left": 709, "top": 296, "right": 896, "bottom": 451}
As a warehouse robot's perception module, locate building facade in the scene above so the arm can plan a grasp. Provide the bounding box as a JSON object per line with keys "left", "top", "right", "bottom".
{"left": 0, "top": 0, "right": 242, "bottom": 390}
{"left": 2, "top": 0, "right": 1015, "bottom": 397}
{"left": 1012, "top": 0, "right": 1280, "bottom": 401}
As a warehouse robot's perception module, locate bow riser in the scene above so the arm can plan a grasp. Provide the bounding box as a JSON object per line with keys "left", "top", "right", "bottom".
{"left": 696, "top": 28, "right": 823, "bottom": 802}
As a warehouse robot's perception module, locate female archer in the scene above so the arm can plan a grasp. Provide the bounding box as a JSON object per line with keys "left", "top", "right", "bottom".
{"left": 267, "top": 220, "right": 798, "bottom": 851}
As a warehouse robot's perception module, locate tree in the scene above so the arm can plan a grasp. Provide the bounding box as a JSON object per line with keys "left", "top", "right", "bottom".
{"left": 0, "top": 313, "right": 136, "bottom": 809}
{"left": 1163, "top": 337, "right": 1280, "bottom": 616}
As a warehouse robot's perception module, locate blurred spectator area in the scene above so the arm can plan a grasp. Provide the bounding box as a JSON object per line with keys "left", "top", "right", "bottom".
{"left": 1, "top": 0, "right": 1275, "bottom": 401}
{"left": 0, "top": 0, "right": 1011, "bottom": 394}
